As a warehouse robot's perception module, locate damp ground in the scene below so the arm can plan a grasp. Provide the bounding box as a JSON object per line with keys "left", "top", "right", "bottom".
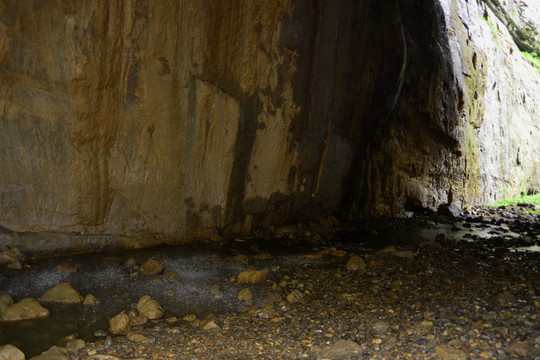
{"left": 1, "top": 205, "right": 539, "bottom": 359}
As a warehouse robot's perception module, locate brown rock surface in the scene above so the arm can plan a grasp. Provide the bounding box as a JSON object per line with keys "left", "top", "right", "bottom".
{"left": 0, "top": 0, "right": 538, "bottom": 255}
{"left": 0, "top": 294, "right": 14, "bottom": 315}
{"left": 136, "top": 295, "right": 164, "bottom": 320}
{"left": 237, "top": 270, "right": 267, "bottom": 284}
{"left": 39, "top": 283, "right": 83, "bottom": 303}
{"left": 0, "top": 344, "right": 25, "bottom": 360}
{"left": 0, "top": 298, "right": 49, "bottom": 321}
{"left": 109, "top": 311, "right": 131, "bottom": 335}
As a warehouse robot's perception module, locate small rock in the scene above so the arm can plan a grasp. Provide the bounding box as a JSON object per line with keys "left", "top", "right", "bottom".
{"left": 389, "top": 280, "right": 401, "bottom": 291}
{"left": 29, "top": 346, "right": 69, "bottom": 360}
{"left": 126, "top": 331, "right": 149, "bottom": 343}
{"left": 0, "top": 298, "right": 50, "bottom": 321}
{"left": 0, "top": 294, "right": 14, "bottom": 316}
{"left": 122, "top": 257, "right": 137, "bottom": 269}
{"left": 0, "top": 344, "right": 25, "bottom": 360}
{"left": 286, "top": 289, "right": 303, "bottom": 303}
{"left": 163, "top": 272, "right": 180, "bottom": 282}
{"left": 66, "top": 339, "right": 86, "bottom": 352}
{"left": 39, "top": 283, "right": 84, "bottom": 304}
{"left": 109, "top": 311, "right": 131, "bottom": 335}
{"left": 55, "top": 263, "right": 77, "bottom": 273}
{"left": 210, "top": 234, "right": 223, "bottom": 243}
{"left": 209, "top": 284, "right": 222, "bottom": 295}
{"left": 237, "top": 288, "right": 252, "bottom": 304}
{"left": 250, "top": 307, "right": 278, "bottom": 319}
{"left": 376, "top": 245, "right": 397, "bottom": 255}
{"left": 0, "top": 247, "right": 25, "bottom": 267}
{"left": 183, "top": 314, "right": 197, "bottom": 322}
{"left": 435, "top": 344, "right": 467, "bottom": 360}
{"left": 346, "top": 256, "right": 365, "bottom": 273}
{"left": 140, "top": 259, "right": 164, "bottom": 276}
{"left": 201, "top": 320, "right": 220, "bottom": 331}
{"left": 232, "top": 254, "right": 249, "bottom": 264}
{"left": 137, "top": 295, "right": 164, "bottom": 319}
{"left": 320, "top": 340, "right": 362, "bottom": 359}
{"left": 83, "top": 294, "right": 100, "bottom": 306}
{"left": 373, "top": 321, "right": 389, "bottom": 335}
{"left": 508, "top": 341, "right": 533, "bottom": 357}
{"left": 237, "top": 270, "right": 267, "bottom": 284}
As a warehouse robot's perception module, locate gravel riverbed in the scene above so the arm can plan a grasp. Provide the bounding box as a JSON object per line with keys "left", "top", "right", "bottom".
{"left": 1, "top": 205, "right": 540, "bottom": 359}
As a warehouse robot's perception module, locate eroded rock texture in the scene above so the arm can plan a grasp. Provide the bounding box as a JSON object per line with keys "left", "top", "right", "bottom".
{"left": 0, "top": 0, "right": 539, "bottom": 254}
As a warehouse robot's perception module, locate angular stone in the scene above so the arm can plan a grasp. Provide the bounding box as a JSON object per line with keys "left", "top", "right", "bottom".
{"left": 237, "top": 270, "right": 267, "bottom": 284}
{"left": 0, "top": 344, "right": 25, "bottom": 360}
{"left": 137, "top": 295, "right": 164, "bottom": 320}
{"left": 83, "top": 294, "right": 100, "bottom": 306}
{"left": 40, "top": 283, "right": 83, "bottom": 303}
{"left": 0, "top": 298, "right": 49, "bottom": 321}
{"left": 109, "top": 311, "right": 131, "bottom": 335}
{"left": 140, "top": 259, "right": 164, "bottom": 276}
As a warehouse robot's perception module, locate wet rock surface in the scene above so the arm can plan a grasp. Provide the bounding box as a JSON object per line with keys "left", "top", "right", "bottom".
{"left": 0, "top": 207, "right": 539, "bottom": 359}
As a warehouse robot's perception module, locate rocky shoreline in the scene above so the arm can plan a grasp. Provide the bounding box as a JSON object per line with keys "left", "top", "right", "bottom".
{"left": 1, "top": 205, "right": 539, "bottom": 359}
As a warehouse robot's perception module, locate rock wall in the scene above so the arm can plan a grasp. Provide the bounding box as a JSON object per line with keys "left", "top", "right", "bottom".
{"left": 0, "top": 0, "right": 539, "bottom": 255}
{"left": 442, "top": 0, "right": 540, "bottom": 204}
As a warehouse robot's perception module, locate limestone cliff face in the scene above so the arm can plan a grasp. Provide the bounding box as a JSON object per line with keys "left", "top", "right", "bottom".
{"left": 442, "top": 0, "right": 540, "bottom": 204}
{"left": 0, "top": 0, "right": 539, "bottom": 254}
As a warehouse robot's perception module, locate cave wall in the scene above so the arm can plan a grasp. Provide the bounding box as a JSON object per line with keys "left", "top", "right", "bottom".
{"left": 0, "top": 0, "right": 539, "bottom": 254}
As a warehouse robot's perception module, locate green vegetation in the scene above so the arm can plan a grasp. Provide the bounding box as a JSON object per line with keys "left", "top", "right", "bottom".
{"left": 489, "top": 193, "right": 540, "bottom": 214}
{"left": 521, "top": 51, "right": 540, "bottom": 73}
{"left": 481, "top": 16, "right": 498, "bottom": 31}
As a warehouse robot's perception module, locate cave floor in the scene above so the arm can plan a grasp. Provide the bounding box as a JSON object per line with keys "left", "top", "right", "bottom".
{"left": 1, "top": 207, "right": 540, "bottom": 359}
